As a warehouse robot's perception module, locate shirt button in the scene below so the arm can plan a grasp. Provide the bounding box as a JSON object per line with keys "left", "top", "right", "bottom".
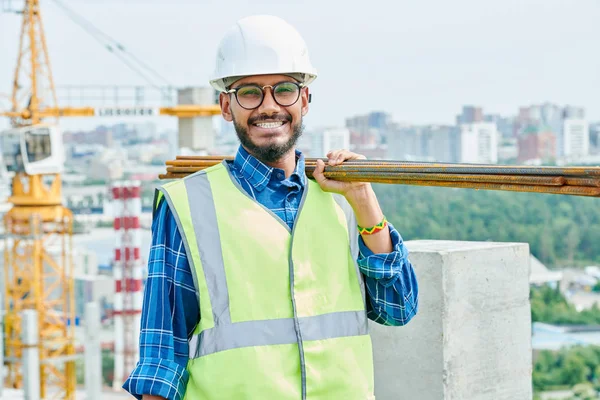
{"left": 277, "top": 172, "right": 284, "bottom": 180}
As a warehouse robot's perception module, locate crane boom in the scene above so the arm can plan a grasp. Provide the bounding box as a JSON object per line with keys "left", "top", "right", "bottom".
{"left": 0, "top": 104, "right": 222, "bottom": 119}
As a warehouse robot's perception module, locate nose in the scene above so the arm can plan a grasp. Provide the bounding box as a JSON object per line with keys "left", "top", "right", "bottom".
{"left": 257, "top": 87, "right": 280, "bottom": 115}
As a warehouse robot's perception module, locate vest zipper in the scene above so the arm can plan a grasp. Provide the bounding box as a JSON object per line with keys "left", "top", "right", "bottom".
{"left": 288, "top": 182, "right": 309, "bottom": 400}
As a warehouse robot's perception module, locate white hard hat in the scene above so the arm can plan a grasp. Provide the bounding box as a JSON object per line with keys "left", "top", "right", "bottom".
{"left": 209, "top": 15, "right": 318, "bottom": 93}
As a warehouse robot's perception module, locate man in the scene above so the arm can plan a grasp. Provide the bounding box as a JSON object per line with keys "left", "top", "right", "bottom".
{"left": 124, "top": 14, "right": 418, "bottom": 400}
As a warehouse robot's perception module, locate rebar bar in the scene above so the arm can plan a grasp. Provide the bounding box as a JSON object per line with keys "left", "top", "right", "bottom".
{"left": 160, "top": 156, "right": 600, "bottom": 198}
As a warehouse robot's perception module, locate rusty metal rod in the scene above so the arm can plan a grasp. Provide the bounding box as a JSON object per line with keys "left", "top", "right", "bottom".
{"left": 165, "top": 166, "right": 572, "bottom": 187}
{"left": 162, "top": 169, "right": 598, "bottom": 190}
{"left": 158, "top": 171, "right": 600, "bottom": 197}
{"left": 163, "top": 165, "right": 600, "bottom": 187}
{"left": 306, "top": 171, "right": 567, "bottom": 187}
{"left": 564, "top": 177, "right": 600, "bottom": 188}
{"left": 375, "top": 180, "right": 600, "bottom": 197}
{"left": 166, "top": 157, "right": 600, "bottom": 177}
{"left": 160, "top": 156, "right": 600, "bottom": 197}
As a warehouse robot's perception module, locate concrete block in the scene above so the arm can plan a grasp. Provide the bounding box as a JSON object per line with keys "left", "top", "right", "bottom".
{"left": 370, "top": 240, "right": 532, "bottom": 400}
{"left": 177, "top": 87, "right": 217, "bottom": 152}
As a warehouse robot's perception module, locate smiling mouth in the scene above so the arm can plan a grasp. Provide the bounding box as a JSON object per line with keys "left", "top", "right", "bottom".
{"left": 253, "top": 121, "right": 286, "bottom": 129}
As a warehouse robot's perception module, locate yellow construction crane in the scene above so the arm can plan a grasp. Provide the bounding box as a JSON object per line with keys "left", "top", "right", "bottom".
{"left": 0, "top": 0, "right": 220, "bottom": 398}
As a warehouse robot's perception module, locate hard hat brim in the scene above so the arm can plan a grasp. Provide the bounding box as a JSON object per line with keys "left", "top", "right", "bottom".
{"left": 210, "top": 72, "right": 317, "bottom": 93}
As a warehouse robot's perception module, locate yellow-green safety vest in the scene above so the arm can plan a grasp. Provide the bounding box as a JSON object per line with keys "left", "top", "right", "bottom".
{"left": 155, "top": 160, "right": 375, "bottom": 399}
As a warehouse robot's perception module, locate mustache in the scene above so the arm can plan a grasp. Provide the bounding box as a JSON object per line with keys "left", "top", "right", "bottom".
{"left": 248, "top": 114, "right": 292, "bottom": 125}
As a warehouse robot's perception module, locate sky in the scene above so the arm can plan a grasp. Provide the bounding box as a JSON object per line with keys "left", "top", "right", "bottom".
{"left": 0, "top": 0, "right": 599, "bottom": 133}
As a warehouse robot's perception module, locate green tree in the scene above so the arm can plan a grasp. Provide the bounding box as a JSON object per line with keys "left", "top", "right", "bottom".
{"left": 102, "top": 349, "right": 115, "bottom": 386}
{"left": 561, "top": 353, "right": 590, "bottom": 386}
{"left": 566, "top": 225, "right": 581, "bottom": 263}
{"left": 372, "top": 184, "right": 600, "bottom": 267}
{"left": 539, "top": 231, "right": 556, "bottom": 265}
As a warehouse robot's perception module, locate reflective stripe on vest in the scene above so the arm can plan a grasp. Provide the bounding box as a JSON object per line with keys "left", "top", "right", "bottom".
{"left": 156, "top": 161, "right": 374, "bottom": 400}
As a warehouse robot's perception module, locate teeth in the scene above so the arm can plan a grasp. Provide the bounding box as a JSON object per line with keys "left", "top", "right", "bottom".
{"left": 256, "top": 121, "right": 284, "bottom": 129}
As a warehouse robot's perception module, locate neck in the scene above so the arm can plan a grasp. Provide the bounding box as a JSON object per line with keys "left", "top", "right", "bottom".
{"left": 255, "top": 148, "right": 298, "bottom": 178}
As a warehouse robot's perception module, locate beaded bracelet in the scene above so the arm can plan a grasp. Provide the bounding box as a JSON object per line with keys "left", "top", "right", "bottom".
{"left": 357, "top": 216, "right": 388, "bottom": 235}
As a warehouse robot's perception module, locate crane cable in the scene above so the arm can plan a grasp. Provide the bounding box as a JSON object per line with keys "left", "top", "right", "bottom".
{"left": 48, "top": 0, "right": 173, "bottom": 95}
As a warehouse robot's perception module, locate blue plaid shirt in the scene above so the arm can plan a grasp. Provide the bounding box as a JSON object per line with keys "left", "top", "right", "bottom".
{"left": 123, "top": 145, "right": 419, "bottom": 400}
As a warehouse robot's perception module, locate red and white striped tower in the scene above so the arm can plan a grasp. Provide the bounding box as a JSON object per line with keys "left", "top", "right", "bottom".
{"left": 112, "top": 180, "right": 144, "bottom": 389}
{"left": 112, "top": 182, "right": 125, "bottom": 390}
{"left": 124, "top": 180, "right": 143, "bottom": 376}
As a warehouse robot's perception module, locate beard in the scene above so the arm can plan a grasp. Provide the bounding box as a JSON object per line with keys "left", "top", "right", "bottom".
{"left": 233, "top": 113, "right": 304, "bottom": 163}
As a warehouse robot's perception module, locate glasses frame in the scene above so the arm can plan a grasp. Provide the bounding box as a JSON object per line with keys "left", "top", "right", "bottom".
{"left": 226, "top": 81, "right": 306, "bottom": 110}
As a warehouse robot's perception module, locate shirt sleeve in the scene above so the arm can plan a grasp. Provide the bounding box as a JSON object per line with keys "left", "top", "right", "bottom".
{"left": 357, "top": 222, "right": 419, "bottom": 326}
{"left": 122, "top": 197, "right": 200, "bottom": 400}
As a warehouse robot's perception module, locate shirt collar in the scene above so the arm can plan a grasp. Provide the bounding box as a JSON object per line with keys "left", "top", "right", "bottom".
{"left": 233, "top": 145, "right": 306, "bottom": 192}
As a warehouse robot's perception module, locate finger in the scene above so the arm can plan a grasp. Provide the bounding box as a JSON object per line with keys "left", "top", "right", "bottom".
{"left": 328, "top": 151, "right": 340, "bottom": 166}
{"left": 326, "top": 150, "right": 338, "bottom": 163}
{"left": 343, "top": 151, "right": 366, "bottom": 161}
{"left": 313, "top": 159, "right": 328, "bottom": 185}
{"left": 336, "top": 150, "right": 352, "bottom": 165}
{"left": 331, "top": 150, "right": 352, "bottom": 165}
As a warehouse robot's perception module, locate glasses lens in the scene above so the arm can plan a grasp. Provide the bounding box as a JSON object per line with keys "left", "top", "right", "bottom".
{"left": 236, "top": 85, "right": 263, "bottom": 109}
{"left": 274, "top": 82, "right": 300, "bottom": 106}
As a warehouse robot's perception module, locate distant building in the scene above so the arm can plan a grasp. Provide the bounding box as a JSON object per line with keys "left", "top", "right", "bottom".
{"left": 346, "top": 111, "right": 392, "bottom": 132}
{"left": 366, "top": 111, "right": 391, "bottom": 130}
{"left": 563, "top": 105, "right": 585, "bottom": 119}
{"left": 387, "top": 125, "right": 458, "bottom": 162}
{"left": 345, "top": 111, "right": 392, "bottom": 145}
{"left": 89, "top": 149, "right": 126, "bottom": 180}
{"left": 353, "top": 144, "right": 387, "bottom": 160}
{"left": 590, "top": 123, "right": 600, "bottom": 153}
{"left": 456, "top": 105, "right": 484, "bottom": 125}
{"left": 130, "top": 121, "right": 159, "bottom": 141}
{"left": 310, "top": 128, "right": 351, "bottom": 158}
{"left": 348, "top": 129, "right": 378, "bottom": 147}
{"left": 559, "top": 119, "right": 589, "bottom": 158}
{"left": 458, "top": 122, "right": 499, "bottom": 164}
{"left": 345, "top": 114, "right": 369, "bottom": 135}
{"left": 532, "top": 322, "right": 600, "bottom": 351}
{"left": 386, "top": 126, "right": 421, "bottom": 161}
{"left": 517, "top": 128, "right": 556, "bottom": 163}
{"left": 529, "top": 255, "right": 562, "bottom": 288}
{"left": 64, "top": 127, "right": 113, "bottom": 147}
{"left": 420, "top": 125, "right": 459, "bottom": 162}
{"left": 484, "top": 114, "right": 515, "bottom": 138}
{"left": 516, "top": 103, "right": 563, "bottom": 138}
{"left": 497, "top": 137, "right": 518, "bottom": 163}
{"left": 567, "top": 291, "right": 600, "bottom": 312}
{"left": 515, "top": 103, "right": 589, "bottom": 162}
{"left": 561, "top": 268, "right": 599, "bottom": 295}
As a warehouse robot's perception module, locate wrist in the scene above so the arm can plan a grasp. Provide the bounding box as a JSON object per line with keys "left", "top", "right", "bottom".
{"left": 345, "top": 184, "right": 393, "bottom": 253}
{"left": 344, "top": 183, "right": 374, "bottom": 207}
{"left": 357, "top": 215, "right": 388, "bottom": 235}
{"left": 345, "top": 184, "right": 384, "bottom": 228}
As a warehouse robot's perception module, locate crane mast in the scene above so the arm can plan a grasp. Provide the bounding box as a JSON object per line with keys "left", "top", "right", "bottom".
{"left": 10, "top": 0, "right": 58, "bottom": 126}
{"left": 3, "top": 0, "right": 76, "bottom": 398}
{"left": 1, "top": 1, "right": 222, "bottom": 397}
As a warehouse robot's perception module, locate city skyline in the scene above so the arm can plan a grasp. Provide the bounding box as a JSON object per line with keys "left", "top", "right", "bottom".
{"left": 1, "top": 0, "right": 599, "bottom": 132}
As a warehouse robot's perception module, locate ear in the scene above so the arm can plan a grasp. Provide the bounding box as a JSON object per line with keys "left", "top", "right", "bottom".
{"left": 300, "top": 87, "right": 310, "bottom": 116}
{"left": 220, "top": 92, "right": 233, "bottom": 122}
